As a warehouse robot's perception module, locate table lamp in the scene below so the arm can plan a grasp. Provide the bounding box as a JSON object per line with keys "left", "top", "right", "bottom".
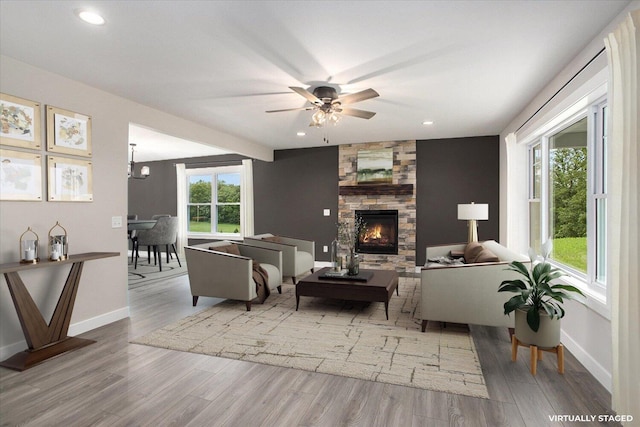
{"left": 458, "top": 202, "right": 489, "bottom": 243}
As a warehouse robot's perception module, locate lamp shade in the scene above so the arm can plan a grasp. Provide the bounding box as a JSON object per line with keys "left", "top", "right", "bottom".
{"left": 457, "top": 203, "right": 489, "bottom": 220}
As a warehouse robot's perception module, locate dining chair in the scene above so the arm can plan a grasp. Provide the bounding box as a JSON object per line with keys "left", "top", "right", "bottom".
{"left": 134, "top": 216, "right": 181, "bottom": 271}
{"left": 137, "top": 214, "right": 172, "bottom": 263}
{"left": 127, "top": 214, "right": 138, "bottom": 262}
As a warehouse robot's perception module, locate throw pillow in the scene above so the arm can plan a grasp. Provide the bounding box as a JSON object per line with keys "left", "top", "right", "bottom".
{"left": 474, "top": 247, "right": 500, "bottom": 263}
{"left": 464, "top": 241, "right": 484, "bottom": 263}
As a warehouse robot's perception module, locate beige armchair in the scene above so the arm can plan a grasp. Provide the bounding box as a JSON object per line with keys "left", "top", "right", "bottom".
{"left": 244, "top": 234, "right": 315, "bottom": 284}
{"left": 185, "top": 241, "right": 282, "bottom": 311}
{"left": 420, "top": 240, "right": 530, "bottom": 331}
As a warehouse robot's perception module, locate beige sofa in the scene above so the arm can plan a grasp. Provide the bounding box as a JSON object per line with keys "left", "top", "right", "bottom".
{"left": 420, "top": 240, "right": 530, "bottom": 331}
{"left": 244, "top": 234, "right": 315, "bottom": 283}
{"left": 185, "top": 241, "right": 283, "bottom": 311}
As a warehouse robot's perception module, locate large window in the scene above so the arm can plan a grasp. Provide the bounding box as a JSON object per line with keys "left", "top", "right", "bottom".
{"left": 187, "top": 166, "right": 241, "bottom": 236}
{"left": 549, "top": 117, "right": 588, "bottom": 273}
{"left": 528, "top": 99, "right": 607, "bottom": 293}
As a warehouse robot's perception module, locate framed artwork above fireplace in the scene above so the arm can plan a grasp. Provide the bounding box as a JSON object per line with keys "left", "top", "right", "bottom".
{"left": 357, "top": 148, "right": 393, "bottom": 184}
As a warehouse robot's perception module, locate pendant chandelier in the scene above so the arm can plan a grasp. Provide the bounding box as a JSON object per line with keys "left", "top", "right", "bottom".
{"left": 128, "top": 143, "right": 150, "bottom": 179}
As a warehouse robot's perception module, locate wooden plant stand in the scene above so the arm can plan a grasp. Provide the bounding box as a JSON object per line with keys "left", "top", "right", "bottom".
{"left": 0, "top": 252, "right": 119, "bottom": 371}
{"left": 511, "top": 335, "right": 564, "bottom": 376}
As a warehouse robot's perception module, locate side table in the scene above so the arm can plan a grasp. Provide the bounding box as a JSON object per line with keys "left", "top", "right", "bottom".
{"left": 0, "top": 252, "right": 119, "bottom": 371}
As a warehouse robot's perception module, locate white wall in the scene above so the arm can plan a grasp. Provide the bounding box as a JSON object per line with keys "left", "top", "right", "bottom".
{"left": 498, "top": 3, "right": 640, "bottom": 391}
{"left": 0, "top": 56, "right": 272, "bottom": 358}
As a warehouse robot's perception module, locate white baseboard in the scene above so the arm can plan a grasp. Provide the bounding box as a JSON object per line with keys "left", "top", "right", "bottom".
{"left": 68, "top": 307, "right": 130, "bottom": 336}
{"left": 561, "top": 329, "right": 612, "bottom": 392}
{"left": 0, "top": 306, "right": 130, "bottom": 361}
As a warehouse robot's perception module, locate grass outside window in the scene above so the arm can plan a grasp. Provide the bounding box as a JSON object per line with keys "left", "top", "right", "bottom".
{"left": 552, "top": 237, "right": 587, "bottom": 273}
{"left": 189, "top": 221, "right": 239, "bottom": 234}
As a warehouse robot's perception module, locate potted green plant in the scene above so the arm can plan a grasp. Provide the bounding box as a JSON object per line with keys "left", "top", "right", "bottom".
{"left": 498, "top": 241, "right": 585, "bottom": 348}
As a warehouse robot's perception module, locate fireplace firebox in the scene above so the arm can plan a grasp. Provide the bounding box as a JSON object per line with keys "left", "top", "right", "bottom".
{"left": 355, "top": 210, "right": 399, "bottom": 255}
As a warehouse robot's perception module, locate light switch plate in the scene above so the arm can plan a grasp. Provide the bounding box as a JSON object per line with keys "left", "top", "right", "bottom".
{"left": 323, "top": 245, "right": 328, "bottom": 253}
{"left": 323, "top": 209, "right": 330, "bottom": 216}
{"left": 111, "top": 216, "right": 123, "bottom": 228}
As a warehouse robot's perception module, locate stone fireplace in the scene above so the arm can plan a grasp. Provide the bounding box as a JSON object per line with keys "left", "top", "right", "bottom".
{"left": 356, "top": 210, "right": 398, "bottom": 255}
{"left": 339, "top": 140, "right": 416, "bottom": 276}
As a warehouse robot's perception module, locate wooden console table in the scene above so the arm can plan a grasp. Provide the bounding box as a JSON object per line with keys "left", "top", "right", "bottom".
{"left": 0, "top": 252, "right": 119, "bottom": 371}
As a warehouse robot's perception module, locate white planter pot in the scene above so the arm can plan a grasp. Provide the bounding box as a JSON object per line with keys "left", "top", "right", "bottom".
{"left": 514, "top": 308, "right": 561, "bottom": 348}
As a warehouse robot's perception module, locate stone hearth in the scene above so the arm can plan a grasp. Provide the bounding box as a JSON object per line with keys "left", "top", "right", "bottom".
{"left": 339, "top": 141, "right": 416, "bottom": 276}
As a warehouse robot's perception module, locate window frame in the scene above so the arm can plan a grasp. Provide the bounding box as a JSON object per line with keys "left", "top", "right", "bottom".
{"left": 526, "top": 96, "right": 607, "bottom": 299}
{"left": 186, "top": 165, "right": 242, "bottom": 239}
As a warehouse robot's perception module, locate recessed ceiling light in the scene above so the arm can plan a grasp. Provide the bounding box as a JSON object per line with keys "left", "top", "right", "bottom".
{"left": 75, "top": 9, "right": 105, "bottom": 25}
{"left": 296, "top": 132, "right": 306, "bottom": 136}
{"left": 422, "top": 121, "right": 434, "bottom": 125}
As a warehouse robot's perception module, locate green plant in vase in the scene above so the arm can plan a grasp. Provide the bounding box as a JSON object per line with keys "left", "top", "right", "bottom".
{"left": 498, "top": 240, "right": 585, "bottom": 347}
{"left": 337, "top": 216, "right": 366, "bottom": 275}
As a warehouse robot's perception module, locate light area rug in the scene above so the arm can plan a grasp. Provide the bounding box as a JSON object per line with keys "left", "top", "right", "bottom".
{"left": 128, "top": 255, "right": 187, "bottom": 289}
{"left": 132, "top": 276, "right": 489, "bottom": 398}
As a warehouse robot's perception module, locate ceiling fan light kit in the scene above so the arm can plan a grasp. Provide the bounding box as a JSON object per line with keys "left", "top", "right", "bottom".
{"left": 267, "top": 85, "right": 379, "bottom": 130}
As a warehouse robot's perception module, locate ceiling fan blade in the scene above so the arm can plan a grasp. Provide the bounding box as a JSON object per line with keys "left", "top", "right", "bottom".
{"left": 266, "top": 107, "right": 314, "bottom": 113}
{"left": 339, "top": 107, "right": 376, "bottom": 119}
{"left": 336, "top": 88, "right": 379, "bottom": 105}
{"left": 289, "top": 86, "right": 323, "bottom": 106}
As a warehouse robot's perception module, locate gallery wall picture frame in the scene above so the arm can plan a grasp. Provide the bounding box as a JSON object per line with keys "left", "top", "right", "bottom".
{"left": 47, "top": 155, "right": 93, "bottom": 202}
{"left": 356, "top": 148, "right": 394, "bottom": 184}
{"left": 0, "top": 148, "right": 43, "bottom": 201}
{"left": 0, "top": 93, "right": 42, "bottom": 150}
{"left": 46, "top": 105, "right": 92, "bottom": 157}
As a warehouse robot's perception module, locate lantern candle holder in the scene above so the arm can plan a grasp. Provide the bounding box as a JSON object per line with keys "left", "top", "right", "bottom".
{"left": 19, "top": 227, "right": 40, "bottom": 264}
{"left": 48, "top": 221, "right": 68, "bottom": 261}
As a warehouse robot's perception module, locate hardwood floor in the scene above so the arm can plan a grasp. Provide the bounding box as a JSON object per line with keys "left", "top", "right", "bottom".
{"left": 0, "top": 272, "right": 620, "bottom": 426}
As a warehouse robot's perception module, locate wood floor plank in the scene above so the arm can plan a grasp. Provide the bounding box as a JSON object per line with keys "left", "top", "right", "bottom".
{"left": 298, "top": 374, "right": 363, "bottom": 426}
{"left": 446, "top": 393, "right": 488, "bottom": 427}
{"left": 508, "top": 380, "right": 564, "bottom": 427}
{"left": 470, "top": 325, "right": 518, "bottom": 404}
{"left": 338, "top": 377, "right": 387, "bottom": 426}
{"left": 2, "top": 370, "right": 123, "bottom": 427}
{"left": 479, "top": 399, "right": 526, "bottom": 427}
{"left": 0, "top": 271, "right": 621, "bottom": 426}
{"left": 411, "top": 388, "right": 451, "bottom": 421}
{"left": 372, "top": 383, "right": 416, "bottom": 427}
{"left": 210, "top": 367, "right": 308, "bottom": 426}
{"left": 256, "top": 389, "right": 317, "bottom": 427}
{"left": 108, "top": 368, "right": 217, "bottom": 425}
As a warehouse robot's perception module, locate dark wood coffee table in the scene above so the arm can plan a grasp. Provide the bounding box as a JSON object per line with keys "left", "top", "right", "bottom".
{"left": 295, "top": 268, "right": 399, "bottom": 320}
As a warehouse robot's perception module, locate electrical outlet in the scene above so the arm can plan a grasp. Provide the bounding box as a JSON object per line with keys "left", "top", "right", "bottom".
{"left": 323, "top": 245, "right": 328, "bottom": 253}
{"left": 323, "top": 209, "right": 330, "bottom": 216}
{"left": 111, "top": 216, "right": 123, "bottom": 228}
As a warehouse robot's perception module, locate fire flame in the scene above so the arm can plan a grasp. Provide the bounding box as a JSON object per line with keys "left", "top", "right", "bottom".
{"left": 362, "top": 225, "right": 383, "bottom": 242}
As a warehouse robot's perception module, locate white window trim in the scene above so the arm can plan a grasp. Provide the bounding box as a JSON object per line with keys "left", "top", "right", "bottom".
{"left": 513, "top": 65, "right": 610, "bottom": 318}
{"left": 525, "top": 95, "right": 608, "bottom": 312}
{"left": 186, "top": 165, "right": 243, "bottom": 240}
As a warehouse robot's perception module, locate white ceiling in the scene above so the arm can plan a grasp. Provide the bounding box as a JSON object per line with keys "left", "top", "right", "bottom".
{"left": 128, "top": 124, "right": 230, "bottom": 163}
{"left": 0, "top": 1, "right": 631, "bottom": 161}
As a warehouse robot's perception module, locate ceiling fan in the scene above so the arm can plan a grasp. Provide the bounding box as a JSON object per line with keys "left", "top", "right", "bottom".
{"left": 266, "top": 86, "right": 379, "bottom": 127}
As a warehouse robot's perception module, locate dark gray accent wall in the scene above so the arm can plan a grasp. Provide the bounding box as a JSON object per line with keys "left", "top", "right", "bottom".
{"left": 128, "top": 160, "right": 177, "bottom": 219}
{"left": 416, "top": 136, "right": 500, "bottom": 265}
{"left": 253, "top": 146, "right": 339, "bottom": 262}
